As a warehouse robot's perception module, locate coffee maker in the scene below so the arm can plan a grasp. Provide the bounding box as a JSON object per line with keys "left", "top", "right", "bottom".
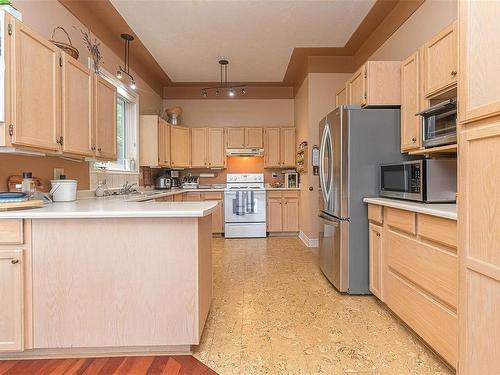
{"left": 170, "top": 170, "right": 181, "bottom": 188}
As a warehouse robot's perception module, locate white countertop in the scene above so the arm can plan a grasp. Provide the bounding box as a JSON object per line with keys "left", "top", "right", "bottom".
{"left": 363, "top": 197, "right": 457, "bottom": 220}
{"left": 0, "top": 196, "right": 218, "bottom": 219}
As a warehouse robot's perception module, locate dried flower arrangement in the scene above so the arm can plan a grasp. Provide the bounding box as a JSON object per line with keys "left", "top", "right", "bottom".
{"left": 81, "top": 28, "right": 103, "bottom": 74}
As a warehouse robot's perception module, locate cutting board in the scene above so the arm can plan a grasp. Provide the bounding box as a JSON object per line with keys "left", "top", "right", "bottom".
{"left": 0, "top": 200, "right": 44, "bottom": 211}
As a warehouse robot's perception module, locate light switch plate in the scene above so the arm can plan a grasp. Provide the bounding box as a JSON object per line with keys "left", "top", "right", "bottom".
{"left": 272, "top": 172, "right": 277, "bottom": 178}
{"left": 54, "top": 168, "right": 64, "bottom": 180}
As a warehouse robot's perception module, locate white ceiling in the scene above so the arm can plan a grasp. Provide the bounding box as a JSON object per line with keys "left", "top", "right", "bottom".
{"left": 111, "top": 0, "right": 376, "bottom": 83}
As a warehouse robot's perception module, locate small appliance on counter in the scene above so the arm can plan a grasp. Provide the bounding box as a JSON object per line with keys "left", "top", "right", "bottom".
{"left": 50, "top": 176, "right": 77, "bottom": 202}
{"left": 380, "top": 159, "right": 457, "bottom": 203}
{"left": 417, "top": 98, "right": 457, "bottom": 148}
{"left": 154, "top": 175, "right": 171, "bottom": 190}
{"left": 170, "top": 170, "right": 181, "bottom": 188}
{"left": 182, "top": 175, "right": 199, "bottom": 189}
{"left": 285, "top": 172, "right": 299, "bottom": 188}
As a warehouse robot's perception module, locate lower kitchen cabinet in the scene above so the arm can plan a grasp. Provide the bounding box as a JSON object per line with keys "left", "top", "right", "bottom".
{"left": 366, "top": 204, "right": 458, "bottom": 368}
{"left": 267, "top": 191, "right": 300, "bottom": 233}
{"left": 202, "top": 192, "right": 224, "bottom": 234}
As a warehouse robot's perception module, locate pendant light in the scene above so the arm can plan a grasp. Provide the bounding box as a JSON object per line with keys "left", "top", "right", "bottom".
{"left": 201, "top": 59, "right": 246, "bottom": 98}
{"left": 117, "top": 33, "right": 136, "bottom": 90}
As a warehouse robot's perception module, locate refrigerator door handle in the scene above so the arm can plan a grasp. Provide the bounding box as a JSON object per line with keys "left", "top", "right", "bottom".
{"left": 319, "top": 125, "right": 328, "bottom": 205}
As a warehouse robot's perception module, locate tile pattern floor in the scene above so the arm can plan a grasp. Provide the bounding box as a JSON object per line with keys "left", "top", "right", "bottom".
{"left": 193, "top": 237, "right": 452, "bottom": 375}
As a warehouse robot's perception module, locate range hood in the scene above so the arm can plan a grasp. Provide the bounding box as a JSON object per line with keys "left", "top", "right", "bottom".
{"left": 226, "top": 148, "right": 264, "bottom": 157}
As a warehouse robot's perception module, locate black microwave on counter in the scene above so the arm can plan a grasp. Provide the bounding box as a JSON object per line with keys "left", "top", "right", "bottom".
{"left": 380, "top": 159, "right": 457, "bottom": 203}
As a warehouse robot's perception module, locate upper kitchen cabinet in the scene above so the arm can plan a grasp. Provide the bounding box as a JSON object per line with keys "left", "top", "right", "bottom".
{"left": 244, "top": 127, "right": 263, "bottom": 148}
{"left": 61, "top": 54, "right": 93, "bottom": 157}
{"left": 459, "top": 2, "right": 500, "bottom": 123}
{"left": 207, "top": 128, "right": 225, "bottom": 168}
{"left": 9, "top": 17, "right": 60, "bottom": 152}
{"left": 264, "top": 127, "right": 296, "bottom": 168}
{"left": 423, "top": 22, "right": 457, "bottom": 98}
{"left": 170, "top": 125, "right": 191, "bottom": 168}
{"left": 226, "top": 127, "right": 245, "bottom": 148}
{"left": 335, "top": 85, "right": 348, "bottom": 108}
{"left": 348, "top": 61, "right": 401, "bottom": 106}
{"left": 93, "top": 75, "right": 117, "bottom": 160}
{"left": 191, "top": 128, "right": 208, "bottom": 168}
{"left": 139, "top": 115, "right": 170, "bottom": 167}
{"left": 400, "top": 51, "right": 421, "bottom": 152}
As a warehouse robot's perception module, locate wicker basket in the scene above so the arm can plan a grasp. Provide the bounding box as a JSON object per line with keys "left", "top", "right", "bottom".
{"left": 50, "top": 27, "right": 79, "bottom": 60}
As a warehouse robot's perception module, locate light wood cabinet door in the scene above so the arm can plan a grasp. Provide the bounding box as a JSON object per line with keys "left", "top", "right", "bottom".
{"left": 280, "top": 127, "right": 296, "bottom": 168}
{"left": 348, "top": 65, "right": 366, "bottom": 106}
{"left": 158, "top": 118, "right": 170, "bottom": 167}
{"left": 423, "top": 22, "right": 457, "bottom": 97}
{"left": 369, "top": 224, "right": 383, "bottom": 300}
{"left": 459, "top": 121, "right": 500, "bottom": 374}
{"left": 191, "top": 128, "right": 208, "bottom": 168}
{"left": 459, "top": 1, "right": 500, "bottom": 123}
{"left": 10, "top": 19, "right": 60, "bottom": 152}
{"left": 401, "top": 52, "right": 421, "bottom": 152}
{"left": 267, "top": 198, "right": 282, "bottom": 232}
{"left": 211, "top": 201, "right": 224, "bottom": 234}
{"left": 207, "top": 128, "right": 225, "bottom": 168}
{"left": 365, "top": 61, "right": 401, "bottom": 106}
{"left": 170, "top": 125, "right": 190, "bottom": 168}
{"left": 0, "top": 249, "right": 23, "bottom": 352}
{"left": 283, "top": 198, "right": 299, "bottom": 232}
{"left": 94, "top": 76, "right": 117, "bottom": 160}
{"left": 335, "top": 85, "right": 347, "bottom": 108}
{"left": 226, "top": 128, "right": 245, "bottom": 148}
{"left": 245, "top": 128, "right": 263, "bottom": 148}
{"left": 61, "top": 55, "right": 93, "bottom": 157}
{"left": 264, "top": 127, "right": 281, "bottom": 168}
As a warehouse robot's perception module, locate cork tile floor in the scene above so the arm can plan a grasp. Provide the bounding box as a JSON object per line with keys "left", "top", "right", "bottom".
{"left": 193, "top": 237, "right": 452, "bottom": 375}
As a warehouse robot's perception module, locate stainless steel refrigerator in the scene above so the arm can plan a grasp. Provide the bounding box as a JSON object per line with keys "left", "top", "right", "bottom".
{"left": 318, "top": 106, "right": 407, "bottom": 294}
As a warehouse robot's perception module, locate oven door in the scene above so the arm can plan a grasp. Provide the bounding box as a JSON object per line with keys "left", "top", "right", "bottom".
{"left": 380, "top": 161, "right": 423, "bottom": 201}
{"left": 224, "top": 190, "right": 266, "bottom": 223}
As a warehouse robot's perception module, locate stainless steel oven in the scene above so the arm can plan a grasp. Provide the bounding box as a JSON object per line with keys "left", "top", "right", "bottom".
{"left": 380, "top": 159, "right": 457, "bottom": 203}
{"left": 418, "top": 98, "right": 457, "bottom": 148}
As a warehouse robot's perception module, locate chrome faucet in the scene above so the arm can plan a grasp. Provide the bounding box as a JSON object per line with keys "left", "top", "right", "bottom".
{"left": 120, "top": 181, "right": 137, "bottom": 195}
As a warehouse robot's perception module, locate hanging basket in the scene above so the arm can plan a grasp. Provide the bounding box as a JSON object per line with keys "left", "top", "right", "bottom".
{"left": 50, "top": 26, "right": 79, "bottom": 60}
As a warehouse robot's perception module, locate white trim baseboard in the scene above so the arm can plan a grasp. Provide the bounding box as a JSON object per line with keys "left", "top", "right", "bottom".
{"left": 299, "top": 230, "right": 319, "bottom": 248}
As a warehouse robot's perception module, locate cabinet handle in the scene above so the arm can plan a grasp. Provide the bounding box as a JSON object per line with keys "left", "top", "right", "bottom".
{"left": 91, "top": 146, "right": 96, "bottom": 151}
{"left": 412, "top": 137, "right": 416, "bottom": 143}
{"left": 11, "top": 259, "right": 19, "bottom": 265}
{"left": 376, "top": 233, "right": 381, "bottom": 237}
{"left": 98, "top": 147, "right": 102, "bottom": 152}
{"left": 451, "top": 70, "right": 457, "bottom": 76}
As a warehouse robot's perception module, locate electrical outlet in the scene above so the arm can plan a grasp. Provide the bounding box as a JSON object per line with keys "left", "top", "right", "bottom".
{"left": 54, "top": 168, "right": 64, "bottom": 180}
{"left": 272, "top": 172, "right": 277, "bottom": 178}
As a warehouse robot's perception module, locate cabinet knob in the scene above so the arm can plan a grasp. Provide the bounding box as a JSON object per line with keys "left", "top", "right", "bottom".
{"left": 98, "top": 147, "right": 102, "bottom": 152}
{"left": 412, "top": 137, "right": 416, "bottom": 143}
{"left": 376, "top": 233, "right": 381, "bottom": 237}
{"left": 451, "top": 70, "right": 457, "bottom": 76}
{"left": 11, "top": 259, "right": 19, "bottom": 265}
{"left": 91, "top": 146, "right": 96, "bottom": 151}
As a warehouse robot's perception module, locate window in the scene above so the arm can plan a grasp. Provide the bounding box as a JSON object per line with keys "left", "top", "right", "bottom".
{"left": 91, "top": 65, "right": 139, "bottom": 173}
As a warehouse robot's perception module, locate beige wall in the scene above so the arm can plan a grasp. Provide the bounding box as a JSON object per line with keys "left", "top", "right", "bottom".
{"left": 295, "top": 73, "right": 350, "bottom": 240}
{"left": 0, "top": 0, "right": 163, "bottom": 191}
{"left": 369, "top": 0, "right": 457, "bottom": 61}
{"left": 163, "top": 99, "right": 294, "bottom": 127}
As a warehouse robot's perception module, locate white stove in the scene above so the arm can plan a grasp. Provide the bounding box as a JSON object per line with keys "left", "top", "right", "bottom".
{"left": 224, "top": 174, "right": 267, "bottom": 238}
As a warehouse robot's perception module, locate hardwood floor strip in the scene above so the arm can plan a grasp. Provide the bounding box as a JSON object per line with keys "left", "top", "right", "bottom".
{"left": 96, "top": 357, "right": 126, "bottom": 375}
{"left": 161, "top": 358, "right": 182, "bottom": 375}
{"left": 114, "top": 356, "right": 156, "bottom": 374}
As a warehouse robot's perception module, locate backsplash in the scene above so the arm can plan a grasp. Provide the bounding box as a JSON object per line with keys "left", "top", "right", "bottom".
{"left": 89, "top": 170, "right": 140, "bottom": 190}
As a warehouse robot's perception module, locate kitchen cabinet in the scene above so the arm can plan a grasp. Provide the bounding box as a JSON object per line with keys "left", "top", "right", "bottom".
{"left": 191, "top": 128, "right": 208, "bottom": 168}
{"left": 61, "top": 54, "right": 93, "bottom": 157}
{"left": 459, "top": 2, "right": 500, "bottom": 124}
{"left": 9, "top": 17, "right": 60, "bottom": 152}
{"left": 93, "top": 76, "right": 117, "bottom": 160}
{"left": 368, "top": 223, "right": 383, "bottom": 300}
{"left": 348, "top": 61, "right": 401, "bottom": 106}
{"left": 264, "top": 127, "right": 296, "bottom": 168}
{"left": 207, "top": 128, "right": 225, "bottom": 168}
{"left": 335, "top": 85, "right": 347, "bottom": 108}
{"left": 226, "top": 128, "right": 245, "bottom": 148}
{"left": 423, "top": 22, "right": 457, "bottom": 98}
{"left": 244, "top": 128, "right": 263, "bottom": 148}
{"left": 400, "top": 51, "right": 421, "bottom": 152}
{"left": 202, "top": 192, "right": 224, "bottom": 234}
{"left": 170, "top": 125, "right": 191, "bottom": 168}
{"left": 0, "top": 249, "right": 23, "bottom": 352}
{"left": 139, "top": 116, "right": 170, "bottom": 167}
{"left": 267, "top": 191, "right": 299, "bottom": 232}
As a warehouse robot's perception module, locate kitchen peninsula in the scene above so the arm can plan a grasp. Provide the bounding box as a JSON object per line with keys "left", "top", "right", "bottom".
{"left": 0, "top": 197, "right": 217, "bottom": 358}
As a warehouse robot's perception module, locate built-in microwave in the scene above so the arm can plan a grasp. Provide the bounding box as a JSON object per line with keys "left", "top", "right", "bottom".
{"left": 380, "top": 159, "right": 457, "bottom": 203}
{"left": 417, "top": 98, "right": 457, "bottom": 148}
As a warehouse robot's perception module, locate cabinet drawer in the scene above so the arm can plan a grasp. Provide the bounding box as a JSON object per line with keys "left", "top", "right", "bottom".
{"left": 418, "top": 214, "right": 457, "bottom": 248}
{"left": 282, "top": 191, "right": 299, "bottom": 198}
{"left": 367, "top": 204, "right": 383, "bottom": 224}
{"left": 387, "top": 230, "right": 458, "bottom": 308}
{"left": 0, "top": 220, "right": 23, "bottom": 244}
{"left": 385, "top": 208, "right": 416, "bottom": 234}
{"left": 184, "top": 192, "right": 201, "bottom": 201}
{"left": 267, "top": 191, "right": 282, "bottom": 198}
{"left": 202, "top": 192, "right": 223, "bottom": 200}
{"left": 385, "top": 270, "right": 457, "bottom": 367}
{"left": 173, "top": 193, "right": 184, "bottom": 202}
